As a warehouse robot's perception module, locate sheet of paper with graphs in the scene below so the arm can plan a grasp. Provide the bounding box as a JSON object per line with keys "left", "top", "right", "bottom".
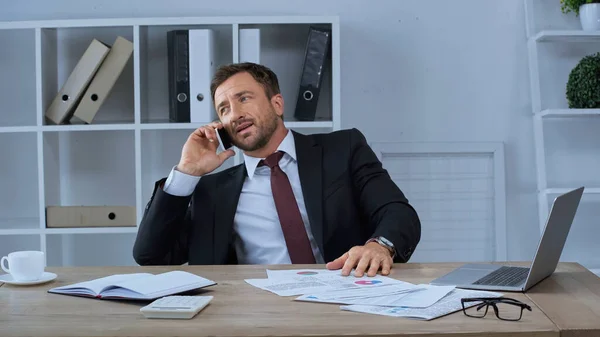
{"left": 245, "top": 269, "right": 503, "bottom": 320}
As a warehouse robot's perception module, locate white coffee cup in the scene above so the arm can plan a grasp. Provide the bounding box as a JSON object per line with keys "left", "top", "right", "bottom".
{"left": 1, "top": 251, "right": 45, "bottom": 282}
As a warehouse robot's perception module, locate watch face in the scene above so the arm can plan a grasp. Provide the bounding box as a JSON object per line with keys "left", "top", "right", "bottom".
{"left": 379, "top": 237, "right": 393, "bottom": 247}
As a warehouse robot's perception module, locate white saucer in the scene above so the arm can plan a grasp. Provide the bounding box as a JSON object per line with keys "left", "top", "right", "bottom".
{"left": 0, "top": 272, "right": 57, "bottom": 286}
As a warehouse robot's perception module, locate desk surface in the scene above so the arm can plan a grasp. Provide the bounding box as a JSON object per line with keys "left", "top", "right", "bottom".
{"left": 524, "top": 262, "right": 600, "bottom": 337}
{"left": 0, "top": 262, "right": 596, "bottom": 337}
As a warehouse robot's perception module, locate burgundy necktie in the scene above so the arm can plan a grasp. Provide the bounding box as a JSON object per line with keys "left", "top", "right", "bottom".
{"left": 260, "top": 151, "right": 316, "bottom": 264}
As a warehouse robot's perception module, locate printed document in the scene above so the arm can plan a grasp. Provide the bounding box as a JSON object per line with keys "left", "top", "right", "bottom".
{"left": 295, "top": 284, "right": 456, "bottom": 308}
{"left": 245, "top": 268, "right": 503, "bottom": 320}
{"left": 245, "top": 268, "right": 408, "bottom": 297}
{"left": 340, "top": 288, "right": 503, "bottom": 320}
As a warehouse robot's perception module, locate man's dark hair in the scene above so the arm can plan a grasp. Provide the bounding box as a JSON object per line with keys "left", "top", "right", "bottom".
{"left": 210, "top": 62, "right": 281, "bottom": 103}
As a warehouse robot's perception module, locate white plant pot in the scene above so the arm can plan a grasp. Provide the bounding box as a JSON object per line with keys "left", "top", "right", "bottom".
{"left": 580, "top": 3, "right": 600, "bottom": 31}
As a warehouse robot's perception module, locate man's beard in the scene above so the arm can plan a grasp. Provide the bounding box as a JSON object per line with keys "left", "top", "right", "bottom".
{"left": 232, "top": 107, "right": 279, "bottom": 152}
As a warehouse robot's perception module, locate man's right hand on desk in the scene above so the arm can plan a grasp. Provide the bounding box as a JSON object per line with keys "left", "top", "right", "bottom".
{"left": 176, "top": 122, "right": 236, "bottom": 177}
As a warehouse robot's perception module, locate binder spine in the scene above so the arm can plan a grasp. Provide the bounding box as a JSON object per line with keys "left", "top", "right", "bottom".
{"left": 294, "top": 26, "right": 331, "bottom": 121}
{"left": 189, "top": 29, "right": 217, "bottom": 123}
{"left": 71, "top": 36, "right": 133, "bottom": 124}
{"left": 167, "top": 30, "right": 190, "bottom": 123}
{"left": 239, "top": 28, "right": 261, "bottom": 64}
{"left": 44, "top": 39, "right": 109, "bottom": 125}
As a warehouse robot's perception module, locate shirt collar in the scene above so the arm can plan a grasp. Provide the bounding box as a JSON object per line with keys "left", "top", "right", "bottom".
{"left": 243, "top": 129, "right": 296, "bottom": 179}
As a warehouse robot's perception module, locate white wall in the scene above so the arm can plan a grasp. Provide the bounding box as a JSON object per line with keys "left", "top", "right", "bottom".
{"left": 2, "top": 0, "right": 595, "bottom": 266}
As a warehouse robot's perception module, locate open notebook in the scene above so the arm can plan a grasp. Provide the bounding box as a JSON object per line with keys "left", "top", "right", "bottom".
{"left": 48, "top": 270, "right": 216, "bottom": 300}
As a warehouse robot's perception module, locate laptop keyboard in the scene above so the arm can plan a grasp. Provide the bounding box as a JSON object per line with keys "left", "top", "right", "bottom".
{"left": 472, "top": 266, "right": 529, "bottom": 287}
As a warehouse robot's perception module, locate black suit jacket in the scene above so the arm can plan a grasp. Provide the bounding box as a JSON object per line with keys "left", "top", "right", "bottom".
{"left": 133, "top": 128, "right": 421, "bottom": 265}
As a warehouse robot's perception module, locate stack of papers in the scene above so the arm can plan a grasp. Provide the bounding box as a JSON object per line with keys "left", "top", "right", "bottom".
{"left": 246, "top": 268, "right": 410, "bottom": 296}
{"left": 245, "top": 268, "right": 503, "bottom": 320}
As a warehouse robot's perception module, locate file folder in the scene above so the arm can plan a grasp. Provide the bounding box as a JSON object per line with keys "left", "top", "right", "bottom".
{"left": 239, "top": 28, "right": 260, "bottom": 63}
{"left": 189, "top": 29, "right": 217, "bottom": 123}
{"left": 167, "top": 30, "right": 190, "bottom": 123}
{"left": 46, "top": 206, "right": 136, "bottom": 228}
{"left": 293, "top": 26, "right": 331, "bottom": 121}
{"left": 44, "top": 39, "right": 110, "bottom": 125}
{"left": 71, "top": 36, "right": 133, "bottom": 124}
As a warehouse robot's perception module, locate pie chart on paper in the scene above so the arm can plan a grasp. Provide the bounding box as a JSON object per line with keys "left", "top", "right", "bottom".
{"left": 355, "top": 280, "right": 382, "bottom": 285}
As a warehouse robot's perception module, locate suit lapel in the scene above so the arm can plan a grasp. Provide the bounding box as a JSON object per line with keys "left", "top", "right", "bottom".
{"left": 293, "top": 131, "right": 324, "bottom": 255}
{"left": 213, "top": 164, "right": 246, "bottom": 262}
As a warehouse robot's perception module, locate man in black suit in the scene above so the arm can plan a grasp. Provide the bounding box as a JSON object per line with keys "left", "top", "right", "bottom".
{"left": 133, "top": 62, "right": 421, "bottom": 277}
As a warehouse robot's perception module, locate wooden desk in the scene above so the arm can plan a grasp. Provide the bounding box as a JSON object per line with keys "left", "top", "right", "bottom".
{"left": 0, "top": 262, "right": 581, "bottom": 337}
{"left": 525, "top": 263, "right": 600, "bottom": 337}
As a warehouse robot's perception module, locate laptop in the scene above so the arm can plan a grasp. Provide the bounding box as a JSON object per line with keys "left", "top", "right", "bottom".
{"left": 430, "top": 186, "right": 584, "bottom": 292}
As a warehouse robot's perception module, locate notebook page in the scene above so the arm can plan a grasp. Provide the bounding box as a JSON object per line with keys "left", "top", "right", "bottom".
{"left": 101, "top": 271, "right": 216, "bottom": 298}
{"left": 49, "top": 273, "right": 152, "bottom": 296}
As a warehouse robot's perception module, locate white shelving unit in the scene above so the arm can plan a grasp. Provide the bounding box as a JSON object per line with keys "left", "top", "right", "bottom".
{"left": 0, "top": 16, "right": 340, "bottom": 267}
{"left": 524, "top": 1, "right": 600, "bottom": 276}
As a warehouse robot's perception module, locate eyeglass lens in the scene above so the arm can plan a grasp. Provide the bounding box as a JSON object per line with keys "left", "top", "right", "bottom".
{"left": 463, "top": 300, "right": 525, "bottom": 321}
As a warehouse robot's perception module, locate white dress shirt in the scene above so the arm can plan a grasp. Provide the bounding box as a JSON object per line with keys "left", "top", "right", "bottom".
{"left": 162, "top": 130, "right": 325, "bottom": 265}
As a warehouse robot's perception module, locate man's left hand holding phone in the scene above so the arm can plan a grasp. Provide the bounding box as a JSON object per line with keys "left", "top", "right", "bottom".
{"left": 175, "top": 121, "right": 236, "bottom": 177}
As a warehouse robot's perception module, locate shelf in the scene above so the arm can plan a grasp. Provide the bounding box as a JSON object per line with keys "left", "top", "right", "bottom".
{"left": 0, "top": 126, "right": 38, "bottom": 133}
{"left": 141, "top": 129, "right": 191, "bottom": 204}
{"left": 239, "top": 23, "right": 334, "bottom": 123}
{"left": 138, "top": 22, "right": 334, "bottom": 126}
{"left": 138, "top": 24, "right": 233, "bottom": 124}
{"left": 0, "top": 228, "right": 42, "bottom": 236}
{"left": 0, "top": 28, "right": 37, "bottom": 127}
{"left": 542, "top": 188, "right": 600, "bottom": 195}
{"left": 0, "top": 235, "right": 41, "bottom": 258}
{"left": 533, "top": 30, "right": 600, "bottom": 42}
{"left": 0, "top": 122, "right": 334, "bottom": 132}
{"left": 139, "top": 121, "right": 202, "bottom": 129}
{"left": 527, "top": 4, "right": 600, "bottom": 275}
{"left": 541, "top": 117, "right": 600, "bottom": 188}
{"left": 0, "top": 16, "right": 339, "bottom": 29}
{"left": 0, "top": 15, "right": 340, "bottom": 267}
{"left": 0, "top": 218, "right": 40, "bottom": 231}
{"left": 46, "top": 232, "right": 137, "bottom": 267}
{"left": 140, "top": 121, "right": 213, "bottom": 130}
{"left": 45, "top": 227, "right": 137, "bottom": 235}
{"left": 42, "top": 123, "right": 136, "bottom": 132}
{"left": 39, "top": 25, "right": 135, "bottom": 126}
{"left": 538, "top": 109, "right": 600, "bottom": 118}
{"left": 42, "top": 129, "right": 137, "bottom": 228}
{"left": 0, "top": 133, "right": 40, "bottom": 230}
{"left": 139, "top": 120, "right": 334, "bottom": 130}
{"left": 532, "top": 40, "right": 600, "bottom": 111}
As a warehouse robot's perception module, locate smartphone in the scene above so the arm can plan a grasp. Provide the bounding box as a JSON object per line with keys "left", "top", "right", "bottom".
{"left": 215, "top": 127, "right": 233, "bottom": 150}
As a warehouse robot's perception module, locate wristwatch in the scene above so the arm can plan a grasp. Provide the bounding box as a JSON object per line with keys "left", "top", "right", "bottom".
{"left": 366, "top": 236, "right": 396, "bottom": 258}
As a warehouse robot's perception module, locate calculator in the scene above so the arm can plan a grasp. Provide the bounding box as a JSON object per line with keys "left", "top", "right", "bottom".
{"left": 140, "top": 295, "right": 213, "bottom": 319}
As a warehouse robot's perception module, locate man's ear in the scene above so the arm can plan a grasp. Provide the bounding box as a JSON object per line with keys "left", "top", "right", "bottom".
{"left": 271, "top": 93, "right": 284, "bottom": 117}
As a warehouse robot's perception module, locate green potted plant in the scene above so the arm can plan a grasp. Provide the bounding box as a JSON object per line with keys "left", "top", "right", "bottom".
{"left": 566, "top": 52, "right": 600, "bottom": 108}
{"left": 561, "top": 0, "right": 600, "bottom": 30}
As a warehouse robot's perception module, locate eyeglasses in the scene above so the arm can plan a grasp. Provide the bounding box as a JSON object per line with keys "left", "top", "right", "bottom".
{"left": 461, "top": 297, "right": 532, "bottom": 321}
